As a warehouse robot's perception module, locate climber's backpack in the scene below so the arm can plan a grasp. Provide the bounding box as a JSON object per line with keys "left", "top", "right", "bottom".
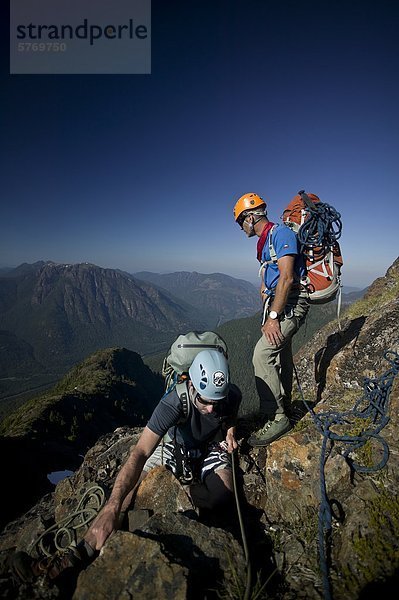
{"left": 269, "top": 190, "right": 343, "bottom": 305}
{"left": 161, "top": 330, "right": 228, "bottom": 421}
{"left": 162, "top": 330, "right": 228, "bottom": 392}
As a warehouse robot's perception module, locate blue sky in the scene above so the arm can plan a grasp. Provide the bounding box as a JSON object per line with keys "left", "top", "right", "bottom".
{"left": 1, "top": 0, "right": 398, "bottom": 288}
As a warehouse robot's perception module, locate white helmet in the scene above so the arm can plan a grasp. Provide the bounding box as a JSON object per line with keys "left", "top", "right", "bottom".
{"left": 189, "top": 349, "right": 229, "bottom": 400}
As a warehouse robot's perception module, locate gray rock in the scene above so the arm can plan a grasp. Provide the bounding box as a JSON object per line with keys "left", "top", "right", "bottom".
{"left": 73, "top": 531, "right": 188, "bottom": 600}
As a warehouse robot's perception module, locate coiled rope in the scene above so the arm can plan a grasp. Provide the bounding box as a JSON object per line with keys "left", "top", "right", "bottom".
{"left": 297, "top": 196, "right": 342, "bottom": 261}
{"left": 296, "top": 193, "right": 344, "bottom": 330}
{"left": 294, "top": 349, "right": 399, "bottom": 600}
{"left": 30, "top": 484, "right": 106, "bottom": 558}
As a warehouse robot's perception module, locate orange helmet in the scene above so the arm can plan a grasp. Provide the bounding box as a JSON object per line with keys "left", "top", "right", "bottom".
{"left": 233, "top": 193, "right": 266, "bottom": 224}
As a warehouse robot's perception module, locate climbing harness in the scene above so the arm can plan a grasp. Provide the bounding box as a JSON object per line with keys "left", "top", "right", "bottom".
{"left": 30, "top": 484, "right": 106, "bottom": 558}
{"left": 294, "top": 348, "right": 399, "bottom": 600}
{"left": 173, "top": 439, "right": 200, "bottom": 484}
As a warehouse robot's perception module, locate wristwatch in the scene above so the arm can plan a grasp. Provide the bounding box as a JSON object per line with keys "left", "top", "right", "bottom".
{"left": 269, "top": 310, "right": 279, "bottom": 320}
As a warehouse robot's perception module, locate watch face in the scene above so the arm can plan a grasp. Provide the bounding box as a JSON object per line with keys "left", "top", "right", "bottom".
{"left": 269, "top": 310, "right": 278, "bottom": 320}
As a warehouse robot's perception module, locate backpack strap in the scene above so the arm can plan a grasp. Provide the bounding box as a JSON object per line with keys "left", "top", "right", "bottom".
{"left": 267, "top": 224, "right": 278, "bottom": 264}
{"left": 264, "top": 224, "right": 306, "bottom": 298}
{"left": 257, "top": 224, "right": 279, "bottom": 308}
{"left": 171, "top": 380, "right": 195, "bottom": 483}
{"left": 336, "top": 285, "right": 342, "bottom": 332}
{"left": 298, "top": 190, "right": 317, "bottom": 211}
{"left": 257, "top": 224, "right": 279, "bottom": 279}
{"left": 175, "top": 381, "right": 191, "bottom": 424}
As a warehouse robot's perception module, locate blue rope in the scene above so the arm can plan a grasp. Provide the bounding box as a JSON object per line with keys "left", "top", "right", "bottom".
{"left": 294, "top": 349, "right": 399, "bottom": 600}
{"left": 164, "top": 371, "right": 178, "bottom": 395}
{"left": 297, "top": 201, "right": 342, "bottom": 261}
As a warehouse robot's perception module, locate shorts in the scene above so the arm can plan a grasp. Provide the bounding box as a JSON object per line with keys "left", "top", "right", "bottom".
{"left": 143, "top": 438, "right": 232, "bottom": 483}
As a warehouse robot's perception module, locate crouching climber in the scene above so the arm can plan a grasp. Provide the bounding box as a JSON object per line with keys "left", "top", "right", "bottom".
{"left": 11, "top": 349, "right": 241, "bottom": 582}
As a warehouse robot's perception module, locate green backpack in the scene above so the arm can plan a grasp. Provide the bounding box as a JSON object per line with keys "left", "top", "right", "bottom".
{"left": 161, "top": 330, "right": 229, "bottom": 419}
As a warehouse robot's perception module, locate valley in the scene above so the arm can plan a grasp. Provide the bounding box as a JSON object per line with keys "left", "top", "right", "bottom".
{"left": 0, "top": 260, "right": 364, "bottom": 418}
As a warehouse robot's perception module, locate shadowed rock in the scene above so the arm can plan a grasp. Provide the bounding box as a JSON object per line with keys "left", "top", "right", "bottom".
{"left": 74, "top": 530, "right": 188, "bottom": 600}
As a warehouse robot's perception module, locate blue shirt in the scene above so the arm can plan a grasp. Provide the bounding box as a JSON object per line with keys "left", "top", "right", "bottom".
{"left": 261, "top": 224, "right": 305, "bottom": 292}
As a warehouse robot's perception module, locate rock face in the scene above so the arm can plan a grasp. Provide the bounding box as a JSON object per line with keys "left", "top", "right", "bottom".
{"left": 242, "top": 257, "right": 399, "bottom": 599}
{"left": 75, "top": 530, "right": 189, "bottom": 600}
{"left": 0, "top": 258, "right": 398, "bottom": 600}
{"left": 0, "top": 427, "right": 249, "bottom": 600}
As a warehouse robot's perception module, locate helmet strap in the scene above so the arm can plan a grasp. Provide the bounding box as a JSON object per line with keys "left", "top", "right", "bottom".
{"left": 244, "top": 213, "right": 264, "bottom": 237}
{"left": 188, "top": 382, "right": 197, "bottom": 406}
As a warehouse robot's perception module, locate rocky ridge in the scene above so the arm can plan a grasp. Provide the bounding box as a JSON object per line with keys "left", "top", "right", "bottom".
{"left": 0, "top": 258, "right": 398, "bottom": 599}
{"left": 248, "top": 257, "right": 399, "bottom": 598}
{"left": 0, "top": 428, "right": 253, "bottom": 600}
{"left": 0, "top": 347, "right": 163, "bottom": 529}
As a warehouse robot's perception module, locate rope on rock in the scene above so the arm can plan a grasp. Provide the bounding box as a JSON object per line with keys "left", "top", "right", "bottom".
{"left": 294, "top": 348, "right": 399, "bottom": 600}
{"left": 232, "top": 449, "right": 252, "bottom": 600}
{"left": 30, "top": 484, "right": 106, "bottom": 558}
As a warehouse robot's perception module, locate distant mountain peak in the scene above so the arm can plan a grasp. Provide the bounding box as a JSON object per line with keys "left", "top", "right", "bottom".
{"left": 133, "top": 270, "right": 259, "bottom": 326}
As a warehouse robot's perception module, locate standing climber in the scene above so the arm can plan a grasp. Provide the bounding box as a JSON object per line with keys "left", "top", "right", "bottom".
{"left": 233, "top": 192, "right": 309, "bottom": 446}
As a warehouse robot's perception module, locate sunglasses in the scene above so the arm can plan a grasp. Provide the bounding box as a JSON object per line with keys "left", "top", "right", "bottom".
{"left": 194, "top": 391, "right": 219, "bottom": 407}
{"left": 237, "top": 214, "right": 249, "bottom": 229}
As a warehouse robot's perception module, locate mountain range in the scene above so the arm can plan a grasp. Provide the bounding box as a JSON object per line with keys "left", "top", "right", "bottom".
{"left": 0, "top": 260, "right": 365, "bottom": 412}
{"left": 0, "top": 262, "right": 259, "bottom": 406}
{"left": 134, "top": 270, "right": 261, "bottom": 325}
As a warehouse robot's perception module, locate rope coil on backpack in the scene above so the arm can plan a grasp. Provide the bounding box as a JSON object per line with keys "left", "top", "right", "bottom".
{"left": 297, "top": 200, "right": 342, "bottom": 261}
{"left": 294, "top": 348, "right": 399, "bottom": 600}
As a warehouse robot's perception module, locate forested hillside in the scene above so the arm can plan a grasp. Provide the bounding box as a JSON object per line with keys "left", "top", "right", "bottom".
{"left": 144, "top": 301, "right": 340, "bottom": 414}
{"left": 134, "top": 270, "right": 259, "bottom": 325}
{"left": 0, "top": 347, "right": 163, "bottom": 526}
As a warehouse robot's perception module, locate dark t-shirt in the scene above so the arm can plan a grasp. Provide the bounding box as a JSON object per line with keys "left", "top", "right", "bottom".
{"left": 146, "top": 383, "right": 242, "bottom": 450}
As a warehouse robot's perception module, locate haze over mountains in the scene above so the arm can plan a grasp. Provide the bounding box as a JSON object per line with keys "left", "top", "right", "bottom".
{"left": 134, "top": 270, "right": 261, "bottom": 325}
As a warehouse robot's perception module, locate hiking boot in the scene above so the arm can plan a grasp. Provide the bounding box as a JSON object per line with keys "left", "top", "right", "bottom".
{"left": 10, "top": 546, "right": 84, "bottom": 583}
{"left": 46, "top": 546, "right": 85, "bottom": 580}
{"left": 283, "top": 399, "right": 293, "bottom": 419}
{"left": 248, "top": 415, "right": 292, "bottom": 447}
{"left": 10, "top": 551, "right": 48, "bottom": 583}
